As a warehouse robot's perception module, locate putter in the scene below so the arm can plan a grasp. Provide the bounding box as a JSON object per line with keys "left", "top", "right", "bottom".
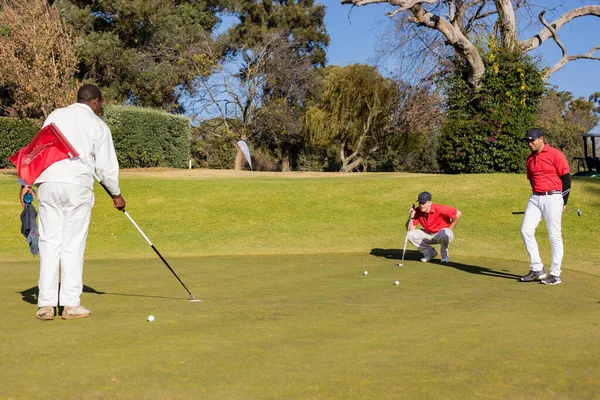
{"left": 396, "top": 206, "right": 414, "bottom": 266}
{"left": 512, "top": 208, "right": 581, "bottom": 217}
{"left": 94, "top": 173, "right": 200, "bottom": 302}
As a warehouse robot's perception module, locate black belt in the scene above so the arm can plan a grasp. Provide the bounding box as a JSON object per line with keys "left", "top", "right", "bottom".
{"left": 533, "top": 191, "right": 561, "bottom": 196}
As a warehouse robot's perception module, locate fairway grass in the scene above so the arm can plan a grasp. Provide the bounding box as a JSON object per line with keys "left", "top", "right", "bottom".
{"left": 1, "top": 170, "right": 599, "bottom": 399}
{"left": 1, "top": 170, "right": 599, "bottom": 274}
{"left": 1, "top": 253, "right": 599, "bottom": 399}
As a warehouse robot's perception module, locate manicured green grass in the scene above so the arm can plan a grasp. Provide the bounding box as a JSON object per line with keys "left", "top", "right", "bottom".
{"left": 1, "top": 170, "right": 599, "bottom": 399}
{"left": 1, "top": 170, "right": 599, "bottom": 273}
{"left": 2, "top": 254, "right": 599, "bottom": 399}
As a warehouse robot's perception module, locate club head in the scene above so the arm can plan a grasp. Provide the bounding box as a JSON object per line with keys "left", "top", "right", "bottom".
{"left": 577, "top": 208, "right": 582, "bottom": 218}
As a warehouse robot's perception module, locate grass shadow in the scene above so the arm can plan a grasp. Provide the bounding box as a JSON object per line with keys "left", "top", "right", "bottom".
{"left": 18, "top": 285, "right": 183, "bottom": 305}
{"left": 370, "top": 248, "right": 521, "bottom": 280}
{"left": 370, "top": 248, "right": 422, "bottom": 262}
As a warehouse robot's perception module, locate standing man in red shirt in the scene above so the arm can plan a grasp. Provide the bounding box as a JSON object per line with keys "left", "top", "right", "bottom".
{"left": 407, "top": 191, "right": 462, "bottom": 263}
{"left": 519, "top": 128, "right": 571, "bottom": 285}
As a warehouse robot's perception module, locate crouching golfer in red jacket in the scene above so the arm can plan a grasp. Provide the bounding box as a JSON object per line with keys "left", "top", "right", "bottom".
{"left": 406, "top": 191, "right": 462, "bottom": 263}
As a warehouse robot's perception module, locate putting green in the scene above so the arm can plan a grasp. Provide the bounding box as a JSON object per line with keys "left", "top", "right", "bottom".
{"left": 2, "top": 253, "right": 599, "bottom": 399}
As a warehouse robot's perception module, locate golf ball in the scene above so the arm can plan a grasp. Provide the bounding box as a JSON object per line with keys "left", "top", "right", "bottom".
{"left": 394, "top": 280, "right": 400, "bottom": 285}
{"left": 363, "top": 271, "right": 368, "bottom": 275}
{"left": 147, "top": 315, "right": 155, "bottom": 322}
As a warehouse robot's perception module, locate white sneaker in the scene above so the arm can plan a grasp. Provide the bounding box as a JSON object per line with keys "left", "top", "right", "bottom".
{"left": 62, "top": 305, "right": 91, "bottom": 320}
{"left": 420, "top": 250, "right": 438, "bottom": 262}
{"left": 36, "top": 306, "right": 55, "bottom": 321}
{"left": 441, "top": 257, "right": 449, "bottom": 263}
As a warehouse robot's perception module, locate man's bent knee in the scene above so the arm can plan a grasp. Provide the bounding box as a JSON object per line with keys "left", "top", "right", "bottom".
{"left": 438, "top": 228, "right": 453, "bottom": 242}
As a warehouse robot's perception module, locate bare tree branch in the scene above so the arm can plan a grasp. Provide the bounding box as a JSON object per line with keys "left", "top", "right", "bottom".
{"left": 544, "top": 45, "right": 600, "bottom": 79}
{"left": 407, "top": 3, "right": 485, "bottom": 86}
{"left": 342, "top": 1, "right": 600, "bottom": 87}
{"left": 520, "top": 5, "right": 600, "bottom": 52}
{"left": 539, "top": 10, "right": 567, "bottom": 60}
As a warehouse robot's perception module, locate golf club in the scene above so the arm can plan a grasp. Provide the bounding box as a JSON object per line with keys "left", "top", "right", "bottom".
{"left": 512, "top": 208, "right": 581, "bottom": 217}
{"left": 396, "top": 205, "right": 414, "bottom": 266}
{"left": 94, "top": 173, "right": 200, "bottom": 302}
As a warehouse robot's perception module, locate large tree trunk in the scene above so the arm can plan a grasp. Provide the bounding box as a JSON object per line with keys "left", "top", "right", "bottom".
{"left": 233, "top": 131, "right": 248, "bottom": 170}
{"left": 281, "top": 146, "right": 291, "bottom": 172}
{"left": 234, "top": 150, "right": 243, "bottom": 170}
{"left": 339, "top": 135, "right": 366, "bottom": 172}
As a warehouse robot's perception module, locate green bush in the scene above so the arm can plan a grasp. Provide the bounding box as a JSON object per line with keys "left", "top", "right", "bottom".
{"left": 0, "top": 117, "right": 39, "bottom": 168}
{"left": 291, "top": 148, "right": 323, "bottom": 172}
{"left": 439, "top": 40, "right": 545, "bottom": 173}
{"left": 190, "top": 120, "right": 237, "bottom": 170}
{"left": 104, "top": 105, "right": 190, "bottom": 168}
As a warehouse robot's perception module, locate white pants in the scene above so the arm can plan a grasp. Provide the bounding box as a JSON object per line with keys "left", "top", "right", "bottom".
{"left": 520, "top": 193, "right": 564, "bottom": 277}
{"left": 37, "top": 182, "right": 94, "bottom": 307}
{"left": 407, "top": 228, "right": 454, "bottom": 258}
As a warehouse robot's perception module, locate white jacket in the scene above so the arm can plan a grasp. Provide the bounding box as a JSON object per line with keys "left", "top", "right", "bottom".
{"left": 34, "top": 103, "right": 121, "bottom": 196}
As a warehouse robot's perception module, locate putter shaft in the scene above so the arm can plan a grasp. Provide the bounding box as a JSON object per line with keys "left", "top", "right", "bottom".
{"left": 513, "top": 208, "right": 581, "bottom": 217}
{"left": 96, "top": 178, "right": 196, "bottom": 300}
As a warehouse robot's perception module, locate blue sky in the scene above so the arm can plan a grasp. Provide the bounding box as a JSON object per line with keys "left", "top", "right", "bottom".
{"left": 323, "top": 0, "right": 600, "bottom": 100}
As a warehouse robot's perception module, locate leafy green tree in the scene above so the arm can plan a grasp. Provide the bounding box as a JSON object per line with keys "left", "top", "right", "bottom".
{"left": 191, "top": 118, "right": 239, "bottom": 169}
{"left": 368, "top": 83, "right": 443, "bottom": 172}
{"left": 249, "top": 34, "right": 316, "bottom": 171}
{"left": 57, "top": 0, "right": 223, "bottom": 111}
{"left": 191, "top": 33, "right": 296, "bottom": 170}
{"left": 304, "top": 64, "right": 399, "bottom": 172}
{"left": 225, "top": 0, "right": 328, "bottom": 67}
{"left": 439, "top": 43, "right": 546, "bottom": 173}
{"left": 213, "top": 0, "right": 328, "bottom": 170}
{"left": 252, "top": 98, "right": 303, "bottom": 171}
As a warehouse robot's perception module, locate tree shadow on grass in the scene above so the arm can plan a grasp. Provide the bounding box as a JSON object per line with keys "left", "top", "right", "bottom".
{"left": 18, "top": 285, "right": 184, "bottom": 305}
{"left": 370, "top": 248, "right": 521, "bottom": 280}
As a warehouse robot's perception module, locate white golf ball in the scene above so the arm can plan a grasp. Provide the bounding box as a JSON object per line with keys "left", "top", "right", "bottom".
{"left": 363, "top": 270, "right": 368, "bottom": 275}
{"left": 394, "top": 280, "right": 400, "bottom": 285}
{"left": 147, "top": 315, "right": 155, "bottom": 322}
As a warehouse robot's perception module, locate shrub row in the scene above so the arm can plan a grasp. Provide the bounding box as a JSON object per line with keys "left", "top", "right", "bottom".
{"left": 0, "top": 106, "right": 191, "bottom": 170}
{"left": 0, "top": 117, "right": 38, "bottom": 168}
{"left": 104, "top": 105, "right": 190, "bottom": 168}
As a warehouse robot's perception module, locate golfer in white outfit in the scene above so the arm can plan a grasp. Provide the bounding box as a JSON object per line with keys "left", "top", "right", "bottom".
{"left": 20, "top": 84, "right": 126, "bottom": 320}
{"left": 519, "top": 128, "right": 570, "bottom": 285}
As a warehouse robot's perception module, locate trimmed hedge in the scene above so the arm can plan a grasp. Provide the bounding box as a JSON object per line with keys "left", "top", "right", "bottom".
{"left": 104, "top": 105, "right": 191, "bottom": 168}
{"left": 0, "top": 117, "right": 39, "bottom": 168}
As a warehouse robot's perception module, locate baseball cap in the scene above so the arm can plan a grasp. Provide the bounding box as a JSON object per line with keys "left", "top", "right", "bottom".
{"left": 524, "top": 128, "right": 544, "bottom": 141}
{"left": 417, "top": 191, "right": 432, "bottom": 203}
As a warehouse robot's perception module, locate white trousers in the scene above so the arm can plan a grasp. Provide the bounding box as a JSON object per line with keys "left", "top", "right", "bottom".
{"left": 407, "top": 228, "right": 454, "bottom": 258}
{"left": 37, "top": 182, "right": 94, "bottom": 307}
{"left": 520, "top": 193, "right": 564, "bottom": 277}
